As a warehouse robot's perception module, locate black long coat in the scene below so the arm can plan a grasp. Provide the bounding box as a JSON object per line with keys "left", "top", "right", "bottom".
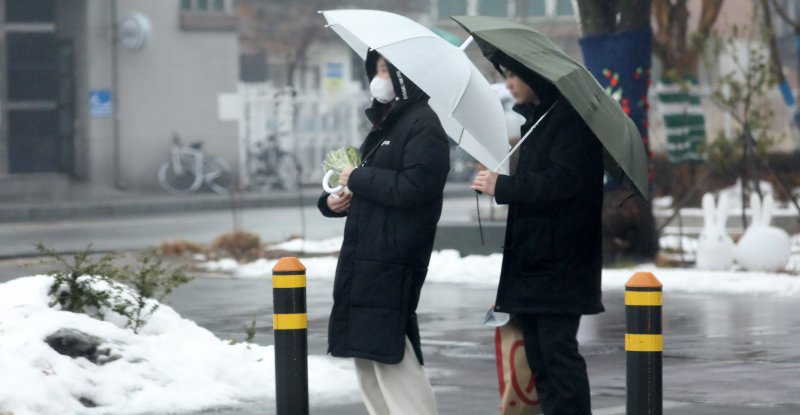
{"left": 318, "top": 56, "right": 450, "bottom": 364}
{"left": 493, "top": 99, "right": 605, "bottom": 316}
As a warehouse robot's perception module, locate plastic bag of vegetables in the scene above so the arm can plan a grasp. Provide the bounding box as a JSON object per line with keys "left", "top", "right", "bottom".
{"left": 321, "top": 145, "right": 362, "bottom": 195}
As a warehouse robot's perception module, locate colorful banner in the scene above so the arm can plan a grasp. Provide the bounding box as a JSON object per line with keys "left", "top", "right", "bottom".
{"left": 580, "top": 29, "right": 654, "bottom": 183}
{"left": 655, "top": 77, "right": 706, "bottom": 163}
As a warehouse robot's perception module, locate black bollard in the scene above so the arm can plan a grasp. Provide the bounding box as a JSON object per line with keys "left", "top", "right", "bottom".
{"left": 625, "top": 271, "right": 663, "bottom": 415}
{"left": 272, "top": 257, "right": 309, "bottom": 415}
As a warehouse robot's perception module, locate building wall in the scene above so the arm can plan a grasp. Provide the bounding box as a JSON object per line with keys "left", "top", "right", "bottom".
{"left": 113, "top": 0, "right": 239, "bottom": 190}
{"left": 0, "top": 4, "right": 8, "bottom": 175}
{"left": 58, "top": 0, "right": 115, "bottom": 187}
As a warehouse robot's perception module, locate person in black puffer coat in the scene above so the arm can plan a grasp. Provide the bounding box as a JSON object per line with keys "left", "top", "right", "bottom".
{"left": 472, "top": 51, "right": 605, "bottom": 415}
{"left": 318, "top": 50, "right": 449, "bottom": 415}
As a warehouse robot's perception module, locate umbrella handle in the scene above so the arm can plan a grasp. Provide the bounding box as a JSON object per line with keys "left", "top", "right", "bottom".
{"left": 322, "top": 170, "right": 344, "bottom": 196}
{"left": 491, "top": 100, "right": 558, "bottom": 173}
{"left": 459, "top": 36, "right": 474, "bottom": 51}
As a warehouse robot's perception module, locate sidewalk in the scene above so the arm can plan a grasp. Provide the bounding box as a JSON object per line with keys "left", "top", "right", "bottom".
{"left": 0, "top": 182, "right": 475, "bottom": 223}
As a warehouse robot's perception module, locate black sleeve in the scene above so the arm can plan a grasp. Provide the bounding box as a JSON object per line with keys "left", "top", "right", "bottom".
{"left": 494, "top": 116, "right": 602, "bottom": 206}
{"left": 347, "top": 118, "right": 450, "bottom": 208}
{"left": 317, "top": 192, "right": 347, "bottom": 218}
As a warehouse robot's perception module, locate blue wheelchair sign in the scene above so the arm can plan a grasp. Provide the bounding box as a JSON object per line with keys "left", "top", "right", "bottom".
{"left": 89, "top": 90, "right": 113, "bottom": 117}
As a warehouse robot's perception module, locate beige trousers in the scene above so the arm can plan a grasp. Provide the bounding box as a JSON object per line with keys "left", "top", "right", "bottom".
{"left": 353, "top": 337, "right": 438, "bottom": 415}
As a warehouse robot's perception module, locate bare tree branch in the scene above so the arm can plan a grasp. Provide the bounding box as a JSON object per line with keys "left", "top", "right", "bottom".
{"left": 770, "top": 0, "right": 800, "bottom": 32}
{"left": 653, "top": 0, "right": 724, "bottom": 75}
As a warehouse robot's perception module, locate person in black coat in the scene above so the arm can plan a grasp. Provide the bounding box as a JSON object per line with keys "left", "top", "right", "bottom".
{"left": 471, "top": 52, "right": 604, "bottom": 415}
{"left": 318, "top": 51, "right": 449, "bottom": 415}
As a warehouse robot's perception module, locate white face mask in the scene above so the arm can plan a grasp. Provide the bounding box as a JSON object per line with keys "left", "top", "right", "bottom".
{"left": 370, "top": 76, "right": 396, "bottom": 104}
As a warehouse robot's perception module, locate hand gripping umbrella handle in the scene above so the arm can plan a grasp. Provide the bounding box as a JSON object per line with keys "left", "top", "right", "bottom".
{"left": 322, "top": 170, "right": 344, "bottom": 197}
{"left": 475, "top": 101, "right": 557, "bottom": 196}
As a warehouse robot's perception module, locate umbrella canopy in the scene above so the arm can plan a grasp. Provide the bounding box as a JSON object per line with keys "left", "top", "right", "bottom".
{"left": 452, "top": 15, "right": 650, "bottom": 200}
{"left": 430, "top": 27, "right": 463, "bottom": 46}
{"left": 322, "top": 9, "right": 510, "bottom": 174}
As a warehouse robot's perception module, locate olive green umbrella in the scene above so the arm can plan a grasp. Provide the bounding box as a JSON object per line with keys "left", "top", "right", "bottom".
{"left": 452, "top": 16, "right": 650, "bottom": 200}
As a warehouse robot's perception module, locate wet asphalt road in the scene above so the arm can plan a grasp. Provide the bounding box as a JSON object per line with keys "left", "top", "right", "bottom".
{"left": 169, "top": 275, "right": 800, "bottom": 415}
{"left": 2, "top": 260, "right": 799, "bottom": 415}
{"left": 0, "top": 197, "right": 481, "bottom": 258}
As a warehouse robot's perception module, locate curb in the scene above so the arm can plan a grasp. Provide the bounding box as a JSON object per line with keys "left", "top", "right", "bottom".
{"left": 0, "top": 185, "right": 476, "bottom": 223}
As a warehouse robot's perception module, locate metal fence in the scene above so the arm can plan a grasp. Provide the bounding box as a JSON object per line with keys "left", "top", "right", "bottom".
{"left": 236, "top": 83, "right": 369, "bottom": 188}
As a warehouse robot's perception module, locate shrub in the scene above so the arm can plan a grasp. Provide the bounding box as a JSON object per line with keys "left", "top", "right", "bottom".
{"left": 211, "top": 231, "right": 262, "bottom": 262}
{"left": 112, "top": 250, "right": 192, "bottom": 334}
{"left": 157, "top": 240, "right": 206, "bottom": 257}
{"left": 36, "top": 244, "right": 191, "bottom": 334}
{"left": 37, "top": 243, "right": 122, "bottom": 319}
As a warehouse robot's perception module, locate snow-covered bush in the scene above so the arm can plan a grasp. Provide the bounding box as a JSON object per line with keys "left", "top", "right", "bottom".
{"left": 111, "top": 250, "right": 193, "bottom": 333}
{"left": 36, "top": 244, "right": 191, "bottom": 334}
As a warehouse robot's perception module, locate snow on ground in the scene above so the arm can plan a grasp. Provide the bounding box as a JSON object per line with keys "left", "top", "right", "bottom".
{"left": 201, "top": 235, "right": 800, "bottom": 296}
{"left": 658, "top": 232, "right": 800, "bottom": 272}
{"left": 0, "top": 275, "right": 359, "bottom": 415}
{"left": 267, "top": 237, "right": 343, "bottom": 254}
{"left": 658, "top": 234, "right": 699, "bottom": 262}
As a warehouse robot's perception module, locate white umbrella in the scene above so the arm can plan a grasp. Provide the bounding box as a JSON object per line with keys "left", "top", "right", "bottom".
{"left": 321, "top": 9, "right": 509, "bottom": 179}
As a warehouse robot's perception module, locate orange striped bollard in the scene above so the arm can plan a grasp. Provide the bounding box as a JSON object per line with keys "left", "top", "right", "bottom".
{"left": 625, "top": 271, "right": 663, "bottom": 415}
{"left": 272, "top": 257, "right": 309, "bottom": 415}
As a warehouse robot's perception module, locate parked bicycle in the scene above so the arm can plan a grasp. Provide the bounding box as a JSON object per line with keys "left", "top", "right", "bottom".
{"left": 248, "top": 133, "right": 302, "bottom": 191}
{"left": 158, "top": 133, "right": 233, "bottom": 195}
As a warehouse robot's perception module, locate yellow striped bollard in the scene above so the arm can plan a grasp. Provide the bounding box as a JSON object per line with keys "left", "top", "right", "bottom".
{"left": 625, "top": 271, "right": 663, "bottom": 415}
{"left": 272, "top": 257, "right": 309, "bottom": 415}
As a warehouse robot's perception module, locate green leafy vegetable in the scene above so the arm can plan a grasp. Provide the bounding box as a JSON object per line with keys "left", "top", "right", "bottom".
{"left": 322, "top": 145, "right": 362, "bottom": 193}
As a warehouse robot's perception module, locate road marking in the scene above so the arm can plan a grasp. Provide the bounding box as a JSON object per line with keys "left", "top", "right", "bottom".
{"left": 593, "top": 401, "right": 689, "bottom": 415}
{"left": 273, "top": 313, "right": 307, "bottom": 330}
{"left": 625, "top": 333, "right": 664, "bottom": 352}
{"left": 272, "top": 273, "right": 306, "bottom": 288}
{"left": 625, "top": 290, "right": 663, "bottom": 306}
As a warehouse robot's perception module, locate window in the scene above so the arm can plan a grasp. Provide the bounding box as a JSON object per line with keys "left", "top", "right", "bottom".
{"left": 479, "top": 0, "right": 508, "bottom": 17}
{"left": 179, "top": 0, "right": 235, "bottom": 31}
{"left": 556, "top": 0, "right": 574, "bottom": 16}
{"left": 5, "top": 0, "right": 54, "bottom": 23}
{"left": 181, "top": 0, "right": 227, "bottom": 13}
{"left": 240, "top": 53, "right": 268, "bottom": 82}
{"left": 439, "top": 0, "right": 467, "bottom": 19}
{"left": 526, "top": 0, "right": 547, "bottom": 17}
{"left": 519, "top": 0, "right": 546, "bottom": 17}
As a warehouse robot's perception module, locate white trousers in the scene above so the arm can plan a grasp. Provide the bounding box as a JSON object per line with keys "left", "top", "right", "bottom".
{"left": 353, "top": 337, "right": 438, "bottom": 415}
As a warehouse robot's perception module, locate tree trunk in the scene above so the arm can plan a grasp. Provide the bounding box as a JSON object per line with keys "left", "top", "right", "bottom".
{"left": 575, "top": 0, "right": 619, "bottom": 36}
{"left": 576, "top": 0, "right": 659, "bottom": 263}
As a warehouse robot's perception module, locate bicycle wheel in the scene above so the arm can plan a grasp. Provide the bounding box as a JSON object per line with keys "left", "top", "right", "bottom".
{"left": 276, "top": 153, "right": 301, "bottom": 191}
{"left": 204, "top": 156, "right": 233, "bottom": 194}
{"left": 158, "top": 159, "right": 201, "bottom": 195}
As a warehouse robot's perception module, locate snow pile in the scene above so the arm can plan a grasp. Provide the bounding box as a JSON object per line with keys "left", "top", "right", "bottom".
{"left": 267, "top": 237, "right": 343, "bottom": 254}
{"left": 660, "top": 232, "right": 800, "bottom": 273}
{"left": 601, "top": 266, "right": 800, "bottom": 296}
{"left": 202, "top": 242, "right": 800, "bottom": 296}
{"left": 0, "top": 276, "right": 359, "bottom": 415}
{"left": 202, "top": 250, "right": 505, "bottom": 282}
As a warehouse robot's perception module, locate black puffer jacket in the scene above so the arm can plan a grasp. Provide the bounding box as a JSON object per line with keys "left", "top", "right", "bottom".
{"left": 493, "top": 89, "right": 605, "bottom": 316}
{"left": 318, "top": 51, "right": 450, "bottom": 364}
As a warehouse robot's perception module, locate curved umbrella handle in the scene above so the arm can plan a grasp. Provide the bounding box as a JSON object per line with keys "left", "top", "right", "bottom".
{"left": 322, "top": 170, "right": 344, "bottom": 196}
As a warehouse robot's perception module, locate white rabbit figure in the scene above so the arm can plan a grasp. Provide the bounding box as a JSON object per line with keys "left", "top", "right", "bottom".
{"left": 734, "top": 193, "right": 792, "bottom": 272}
{"left": 696, "top": 193, "right": 735, "bottom": 270}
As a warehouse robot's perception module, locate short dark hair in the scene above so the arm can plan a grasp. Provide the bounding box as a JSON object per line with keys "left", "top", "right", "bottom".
{"left": 492, "top": 51, "right": 560, "bottom": 104}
